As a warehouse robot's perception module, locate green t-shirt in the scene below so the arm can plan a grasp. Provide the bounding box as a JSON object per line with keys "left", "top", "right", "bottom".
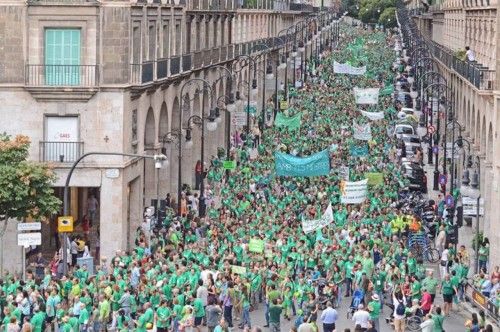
{"left": 193, "top": 298, "right": 205, "bottom": 318}
{"left": 368, "top": 300, "right": 381, "bottom": 319}
{"left": 441, "top": 280, "right": 454, "bottom": 295}
{"left": 269, "top": 304, "right": 282, "bottom": 323}
{"left": 432, "top": 314, "right": 444, "bottom": 332}
{"left": 30, "top": 312, "right": 46, "bottom": 332}
{"left": 156, "top": 307, "right": 171, "bottom": 328}
{"left": 422, "top": 277, "right": 439, "bottom": 294}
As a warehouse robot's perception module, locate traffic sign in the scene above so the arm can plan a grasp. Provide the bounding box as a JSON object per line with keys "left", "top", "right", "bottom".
{"left": 439, "top": 174, "right": 447, "bottom": 185}
{"left": 17, "top": 232, "right": 41, "bottom": 247}
{"left": 17, "top": 222, "right": 41, "bottom": 232}
{"left": 432, "top": 145, "right": 439, "bottom": 154}
{"left": 57, "top": 216, "right": 74, "bottom": 233}
{"left": 445, "top": 194, "right": 454, "bottom": 208}
{"left": 428, "top": 125, "right": 435, "bottom": 134}
{"left": 463, "top": 197, "right": 484, "bottom": 216}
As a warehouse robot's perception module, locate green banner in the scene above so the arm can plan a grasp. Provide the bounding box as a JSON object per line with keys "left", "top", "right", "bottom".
{"left": 275, "top": 149, "right": 330, "bottom": 177}
{"left": 223, "top": 160, "right": 236, "bottom": 170}
{"left": 248, "top": 239, "right": 264, "bottom": 253}
{"left": 379, "top": 85, "right": 394, "bottom": 96}
{"left": 231, "top": 265, "right": 247, "bottom": 275}
{"left": 275, "top": 112, "right": 301, "bottom": 131}
{"left": 365, "top": 172, "right": 384, "bottom": 186}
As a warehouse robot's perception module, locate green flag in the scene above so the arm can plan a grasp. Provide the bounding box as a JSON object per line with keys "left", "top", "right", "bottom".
{"left": 275, "top": 112, "right": 302, "bottom": 131}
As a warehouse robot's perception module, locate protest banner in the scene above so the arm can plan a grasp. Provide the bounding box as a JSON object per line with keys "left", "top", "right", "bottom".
{"left": 333, "top": 61, "right": 367, "bottom": 75}
{"left": 350, "top": 144, "right": 369, "bottom": 157}
{"left": 360, "top": 110, "right": 385, "bottom": 121}
{"left": 353, "top": 87, "right": 380, "bottom": 105}
{"left": 340, "top": 179, "right": 368, "bottom": 204}
{"left": 248, "top": 239, "right": 264, "bottom": 253}
{"left": 231, "top": 265, "right": 247, "bottom": 275}
{"left": 301, "top": 203, "right": 334, "bottom": 234}
{"left": 365, "top": 172, "right": 384, "bottom": 186}
{"left": 275, "top": 149, "right": 330, "bottom": 177}
{"left": 353, "top": 122, "right": 372, "bottom": 141}
{"left": 275, "top": 112, "right": 301, "bottom": 131}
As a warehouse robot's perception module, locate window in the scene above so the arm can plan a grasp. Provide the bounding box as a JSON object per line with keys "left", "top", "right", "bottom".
{"left": 195, "top": 22, "right": 201, "bottom": 50}
{"left": 162, "top": 24, "right": 170, "bottom": 58}
{"left": 132, "top": 26, "right": 141, "bottom": 63}
{"left": 44, "top": 116, "right": 80, "bottom": 162}
{"left": 149, "top": 24, "right": 156, "bottom": 61}
{"left": 205, "top": 21, "right": 210, "bottom": 49}
{"left": 175, "top": 22, "right": 181, "bottom": 55}
{"left": 44, "top": 29, "right": 81, "bottom": 86}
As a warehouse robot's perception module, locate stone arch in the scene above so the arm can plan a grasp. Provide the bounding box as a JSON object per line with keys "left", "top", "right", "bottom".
{"left": 471, "top": 106, "right": 475, "bottom": 143}
{"left": 475, "top": 110, "right": 480, "bottom": 145}
{"left": 480, "top": 116, "right": 486, "bottom": 154}
{"left": 171, "top": 97, "right": 180, "bottom": 130}
{"left": 169, "top": 96, "right": 181, "bottom": 203}
{"left": 487, "top": 122, "right": 493, "bottom": 162}
{"left": 144, "top": 107, "right": 156, "bottom": 149}
{"left": 159, "top": 102, "right": 169, "bottom": 137}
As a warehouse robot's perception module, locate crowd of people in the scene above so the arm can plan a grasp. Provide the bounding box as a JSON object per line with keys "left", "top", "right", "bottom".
{"left": 0, "top": 22, "right": 496, "bottom": 332}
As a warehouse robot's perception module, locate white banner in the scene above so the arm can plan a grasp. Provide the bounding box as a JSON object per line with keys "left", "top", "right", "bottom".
{"left": 333, "top": 61, "right": 367, "bottom": 75}
{"left": 360, "top": 110, "right": 385, "bottom": 121}
{"left": 353, "top": 87, "right": 380, "bottom": 105}
{"left": 353, "top": 122, "right": 372, "bottom": 141}
{"left": 340, "top": 179, "right": 368, "bottom": 204}
{"left": 302, "top": 203, "right": 334, "bottom": 234}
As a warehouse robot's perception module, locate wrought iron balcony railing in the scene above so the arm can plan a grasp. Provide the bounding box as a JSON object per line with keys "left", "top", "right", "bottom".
{"left": 25, "top": 64, "right": 98, "bottom": 87}
{"left": 39, "top": 141, "right": 84, "bottom": 163}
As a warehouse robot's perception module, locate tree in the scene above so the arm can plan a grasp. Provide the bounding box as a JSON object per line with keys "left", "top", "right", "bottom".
{"left": 0, "top": 134, "right": 61, "bottom": 270}
{"left": 358, "top": 0, "right": 395, "bottom": 25}
{"left": 378, "top": 7, "right": 396, "bottom": 28}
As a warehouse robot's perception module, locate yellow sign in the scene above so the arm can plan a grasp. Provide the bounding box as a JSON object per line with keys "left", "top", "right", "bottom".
{"left": 280, "top": 100, "right": 288, "bottom": 110}
{"left": 57, "top": 216, "right": 74, "bottom": 233}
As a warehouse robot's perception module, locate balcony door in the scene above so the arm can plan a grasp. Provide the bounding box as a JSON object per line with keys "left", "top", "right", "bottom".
{"left": 45, "top": 28, "right": 81, "bottom": 86}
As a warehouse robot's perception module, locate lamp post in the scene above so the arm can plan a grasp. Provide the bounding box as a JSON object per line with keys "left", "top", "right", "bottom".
{"left": 446, "top": 120, "right": 463, "bottom": 192}
{"left": 177, "top": 78, "right": 213, "bottom": 217}
{"left": 184, "top": 109, "right": 218, "bottom": 217}
{"left": 62, "top": 152, "right": 166, "bottom": 275}
{"left": 215, "top": 94, "right": 236, "bottom": 168}
{"left": 460, "top": 150, "right": 481, "bottom": 273}
{"left": 278, "top": 26, "right": 296, "bottom": 100}
{"left": 232, "top": 55, "right": 258, "bottom": 137}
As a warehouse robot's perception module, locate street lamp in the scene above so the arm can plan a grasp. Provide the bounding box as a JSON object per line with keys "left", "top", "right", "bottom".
{"left": 62, "top": 151, "right": 166, "bottom": 274}
{"left": 460, "top": 149, "right": 482, "bottom": 273}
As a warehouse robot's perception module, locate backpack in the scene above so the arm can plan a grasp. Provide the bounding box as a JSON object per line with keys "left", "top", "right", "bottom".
{"left": 396, "top": 301, "right": 405, "bottom": 316}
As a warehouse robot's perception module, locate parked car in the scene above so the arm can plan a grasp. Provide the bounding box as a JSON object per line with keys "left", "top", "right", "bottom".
{"left": 393, "top": 123, "right": 415, "bottom": 138}
{"left": 401, "top": 161, "right": 427, "bottom": 193}
{"left": 401, "top": 134, "right": 421, "bottom": 156}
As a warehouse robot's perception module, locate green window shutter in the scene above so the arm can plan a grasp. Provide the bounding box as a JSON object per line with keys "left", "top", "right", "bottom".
{"left": 44, "top": 28, "right": 81, "bottom": 85}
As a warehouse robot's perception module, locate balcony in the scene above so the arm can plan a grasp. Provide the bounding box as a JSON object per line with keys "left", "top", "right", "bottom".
{"left": 25, "top": 64, "right": 98, "bottom": 101}
{"left": 39, "top": 141, "right": 84, "bottom": 163}
{"left": 428, "top": 42, "right": 496, "bottom": 91}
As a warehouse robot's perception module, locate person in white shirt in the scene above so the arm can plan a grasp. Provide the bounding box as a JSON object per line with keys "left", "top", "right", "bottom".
{"left": 351, "top": 304, "right": 370, "bottom": 329}
{"left": 420, "top": 314, "right": 434, "bottom": 332}
{"left": 465, "top": 46, "right": 475, "bottom": 61}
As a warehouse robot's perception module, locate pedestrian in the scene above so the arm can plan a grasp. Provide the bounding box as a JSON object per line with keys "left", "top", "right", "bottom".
{"left": 419, "top": 314, "right": 434, "bottom": 332}
{"left": 441, "top": 274, "right": 455, "bottom": 316}
{"left": 465, "top": 46, "right": 475, "bottom": 61}
{"left": 195, "top": 160, "right": 203, "bottom": 190}
{"left": 320, "top": 301, "right": 338, "bottom": 332}
{"left": 268, "top": 298, "right": 283, "bottom": 332}
{"left": 351, "top": 304, "right": 370, "bottom": 331}
{"left": 432, "top": 306, "right": 445, "bottom": 332}
{"left": 367, "top": 294, "right": 381, "bottom": 332}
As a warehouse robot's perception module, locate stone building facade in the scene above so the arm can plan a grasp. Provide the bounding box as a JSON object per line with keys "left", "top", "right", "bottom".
{"left": 408, "top": 0, "right": 500, "bottom": 267}
{"left": 0, "top": 0, "right": 336, "bottom": 272}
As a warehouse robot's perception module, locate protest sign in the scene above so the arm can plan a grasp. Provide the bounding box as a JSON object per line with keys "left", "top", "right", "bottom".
{"left": 353, "top": 87, "right": 380, "bottom": 105}
{"left": 333, "top": 61, "right": 367, "bottom": 75}
{"left": 339, "top": 166, "right": 350, "bottom": 181}
{"left": 353, "top": 122, "right": 372, "bottom": 141}
{"left": 360, "top": 110, "right": 385, "bottom": 121}
{"left": 275, "top": 112, "right": 301, "bottom": 131}
{"left": 275, "top": 150, "right": 330, "bottom": 177}
{"left": 301, "top": 204, "right": 334, "bottom": 234}
{"left": 340, "top": 179, "right": 368, "bottom": 204}
{"left": 223, "top": 160, "right": 236, "bottom": 170}
{"left": 365, "top": 172, "right": 384, "bottom": 186}
{"left": 231, "top": 265, "right": 247, "bottom": 275}
{"left": 248, "top": 239, "right": 264, "bottom": 253}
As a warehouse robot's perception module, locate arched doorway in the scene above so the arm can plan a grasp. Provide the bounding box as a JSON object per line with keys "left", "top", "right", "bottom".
{"left": 170, "top": 97, "right": 180, "bottom": 205}
{"left": 144, "top": 107, "right": 156, "bottom": 209}
{"left": 158, "top": 102, "right": 170, "bottom": 196}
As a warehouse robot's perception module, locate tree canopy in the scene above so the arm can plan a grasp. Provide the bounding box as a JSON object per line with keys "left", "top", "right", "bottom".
{"left": 344, "top": 0, "right": 396, "bottom": 27}
{"left": 0, "top": 134, "right": 60, "bottom": 224}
